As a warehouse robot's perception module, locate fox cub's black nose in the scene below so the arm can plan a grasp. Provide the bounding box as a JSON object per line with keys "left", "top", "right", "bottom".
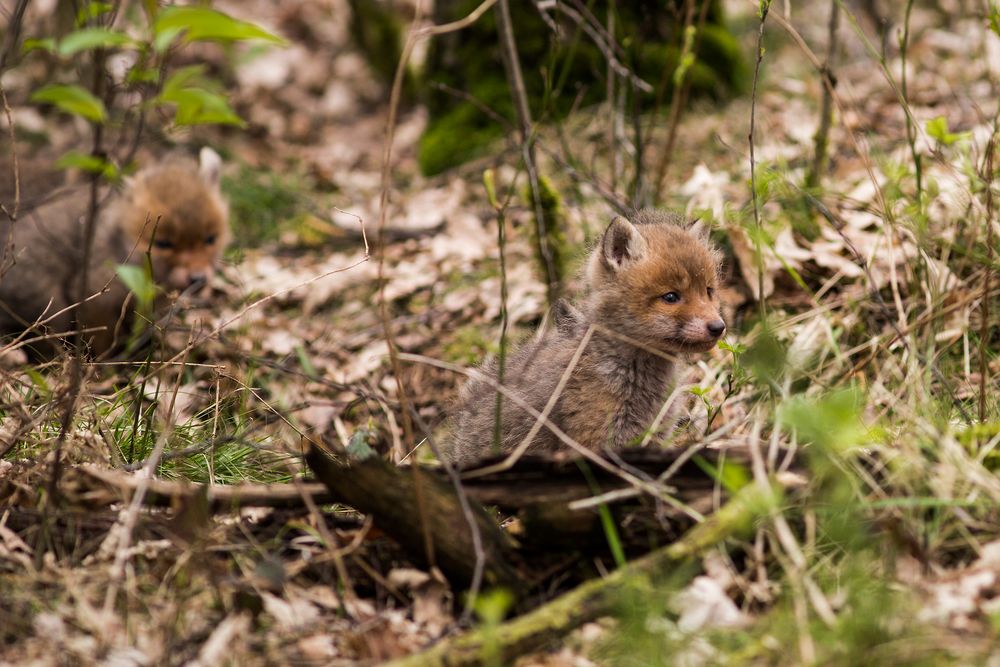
{"left": 707, "top": 320, "right": 726, "bottom": 337}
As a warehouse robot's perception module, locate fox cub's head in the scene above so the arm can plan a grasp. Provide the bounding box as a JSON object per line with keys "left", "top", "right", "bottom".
{"left": 119, "top": 147, "right": 230, "bottom": 291}
{"left": 587, "top": 210, "right": 725, "bottom": 354}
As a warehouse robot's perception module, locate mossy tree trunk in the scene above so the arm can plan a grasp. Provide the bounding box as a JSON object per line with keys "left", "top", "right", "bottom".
{"left": 418, "top": 0, "right": 746, "bottom": 175}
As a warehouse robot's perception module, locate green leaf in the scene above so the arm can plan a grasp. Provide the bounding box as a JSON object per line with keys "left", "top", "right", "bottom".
{"left": 76, "top": 1, "right": 114, "bottom": 25}
{"left": 673, "top": 25, "right": 697, "bottom": 87}
{"left": 164, "top": 88, "right": 244, "bottom": 127}
{"left": 483, "top": 169, "right": 499, "bottom": 210}
{"left": 160, "top": 64, "right": 209, "bottom": 94}
{"left": 780, "top": 387, "right": 871, "bottom": 454}
{"left": 295, "top": 343, "right": 317, "bottom": 378}
{"left": 56, "top": 151, "right": 119, "bottom": 180}
{"left": 925, "top": 115, "right": 967, "bottom": 146}
{"left": 22, "top": 38, "right": 56, "bottom": 54}
{"left": 25, "top": 368, "right": 50, "bottom": 394}
{"left": 743, "top": 328, "right": 786, "bottom": 385}
{"left": 30, "top": 84, "right": 107, "bottom": 123}
{"left": 156, "top": 66, "right": 245, "bottom": 127}
{"left": 154, "top": 7, "right": 285, "bottom": 47}
{"left": 58, "top": 28, "right": 133, "bottom": 56}
{"left": 115, "top": 263, "right": 157, "bottom": 311}
{"left": 474, "top": 588, "right": 515, "bottom": 625}
{"left": 152, "top": 26, "right": 184, "bottom": 53}
{"left": 126, "top": 65, "right": 160, "bottom": 85}
{"left": 693, "top": 455, "right": 751, "bottom": 494}
{"left": 718, "top": 340, "right": 747, "bottom": 355}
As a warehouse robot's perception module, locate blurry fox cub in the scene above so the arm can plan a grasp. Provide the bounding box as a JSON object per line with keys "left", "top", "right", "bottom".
{"left": 445, "top": 209, "right": 726, "bottom": 465}
{"left": 0, "top": 147, "right": 230, "bottom": 355}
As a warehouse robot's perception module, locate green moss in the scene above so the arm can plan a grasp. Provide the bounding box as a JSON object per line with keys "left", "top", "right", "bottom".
{"left": 418, "top": 102, "right": 508, "bottom": 176}
{"left": 221, "top": 164, "right": 306, "bottom": 249}
{"left": 418, "top": 0, "right": 747, "bottom": 175}
{"left": 347, "top": 0, "right": 417, "bottom": 102}
{"left": 523, "top": 174, "right": 569, "bottom": 300}
{"left": 442, "top": 324, "right": 498, "bottom": 366}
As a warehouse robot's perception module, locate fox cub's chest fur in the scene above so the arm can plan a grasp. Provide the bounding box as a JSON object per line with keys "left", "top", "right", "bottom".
{"left": 446, "top": 209, "right": 726, "bottom": 466}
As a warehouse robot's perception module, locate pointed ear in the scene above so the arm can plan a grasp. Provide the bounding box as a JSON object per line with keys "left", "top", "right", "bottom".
{"left": 552, "top": 299, "right": 584, "bottom": 334}
{"left": 199, "top": 147, "right": 222, "bottom": 190}
{"left": 601, "top": 216, "right": 647, "bottom": 271}
{"left": 686, "top": 217, "right": 710, "bottom": 243}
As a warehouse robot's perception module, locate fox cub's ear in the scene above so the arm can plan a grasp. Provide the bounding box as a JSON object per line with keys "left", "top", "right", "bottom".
{"left": 686, "top": 217, "right": 710, "bottom": 243}
{"left": 551, "top": 299, "right": 585, "bottom": 334}
{"left": 602, "top": 216, "right": 647, "bottom": 271}
{"left": 199, "top": 147, "right": 223, "bottom": 190}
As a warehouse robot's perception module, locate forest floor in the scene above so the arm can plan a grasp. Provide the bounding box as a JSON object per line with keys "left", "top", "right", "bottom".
{"left": 3, "top": 0, "right": 1000, "bottom": 665}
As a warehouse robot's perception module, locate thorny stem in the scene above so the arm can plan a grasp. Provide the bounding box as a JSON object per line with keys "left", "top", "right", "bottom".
{"left": 749, "top": 1, "right": 772, "bottom": 321}
{"left": 496, "top": 0, "right": 560, "bottom": 305}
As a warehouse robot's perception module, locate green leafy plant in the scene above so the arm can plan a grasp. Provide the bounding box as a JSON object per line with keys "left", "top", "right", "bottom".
{"left": 26, "top": 2, "right": 285, "bottom": 179}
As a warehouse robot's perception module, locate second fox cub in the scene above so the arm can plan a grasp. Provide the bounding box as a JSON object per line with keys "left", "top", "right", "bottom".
{"left": 445, "top": 209, "right": 725, "bottom": 465}
{"left": 0, "top": 148, "right": 230, "bottom": 355}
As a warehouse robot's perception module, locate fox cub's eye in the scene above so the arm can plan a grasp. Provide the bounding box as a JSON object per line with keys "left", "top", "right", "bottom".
{"left": 204, "top": 234, "right": 217, "bottom": 245}
{"left": 153, "top": 239, "right": 174, "bottom": 250}
{"left": 661, "top": 292, "right": 681, "bottom": 304}
{"left": 707, "top": 287, "right": 715, "bottom": 299}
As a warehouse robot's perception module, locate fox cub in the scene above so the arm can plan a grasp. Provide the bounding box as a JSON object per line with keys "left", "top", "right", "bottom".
{"left": 445, "top": 209, "right": 725, "bottom": 465}
{"left": 0, "top": 147, "right": 230, "bottom": 355}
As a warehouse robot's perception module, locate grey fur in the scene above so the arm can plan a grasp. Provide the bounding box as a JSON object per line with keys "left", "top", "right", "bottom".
{"left": 443, "top": 209, "right": 724, "bottom": 465}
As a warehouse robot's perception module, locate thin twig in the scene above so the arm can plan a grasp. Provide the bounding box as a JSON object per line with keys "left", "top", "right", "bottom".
{"left": 981, "top": 130, "right": 996, "bottom": 423}
{"left": 496, "top": 0, "right": 560, "bottom": 304}
{"left": 805, "top": 0, "right": 840, "bottom": 189}
{"left": 653, "top": 0, "right": 711, "bottom": 200}
{"left": 749, "top": 1, "right": 771, "bottom": 318}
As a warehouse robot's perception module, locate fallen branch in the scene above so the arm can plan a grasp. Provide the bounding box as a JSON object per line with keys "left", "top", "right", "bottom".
{"left": 304, "top": 444, "right": 524, "bottom": 594}
{"left": 388, "top": 482, "right": 777, "bottom": 667}
{"left": 76, "top": 464, "right": 332, "bottom": 510}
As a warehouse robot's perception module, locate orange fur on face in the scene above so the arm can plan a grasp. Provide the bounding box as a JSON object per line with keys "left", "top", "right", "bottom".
{"left": 0, "top": 147, "right": 230, "bottom": 356}
{"left": 587, "top": 211, "right": 725, "bottom": 354}
{"left": 117, "top": 160, "right": 230, "bottom": 291}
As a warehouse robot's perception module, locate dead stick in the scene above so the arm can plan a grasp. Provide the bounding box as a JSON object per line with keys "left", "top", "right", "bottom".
{"left": 77, "top": 465, "right": 333, "bottom": 510}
